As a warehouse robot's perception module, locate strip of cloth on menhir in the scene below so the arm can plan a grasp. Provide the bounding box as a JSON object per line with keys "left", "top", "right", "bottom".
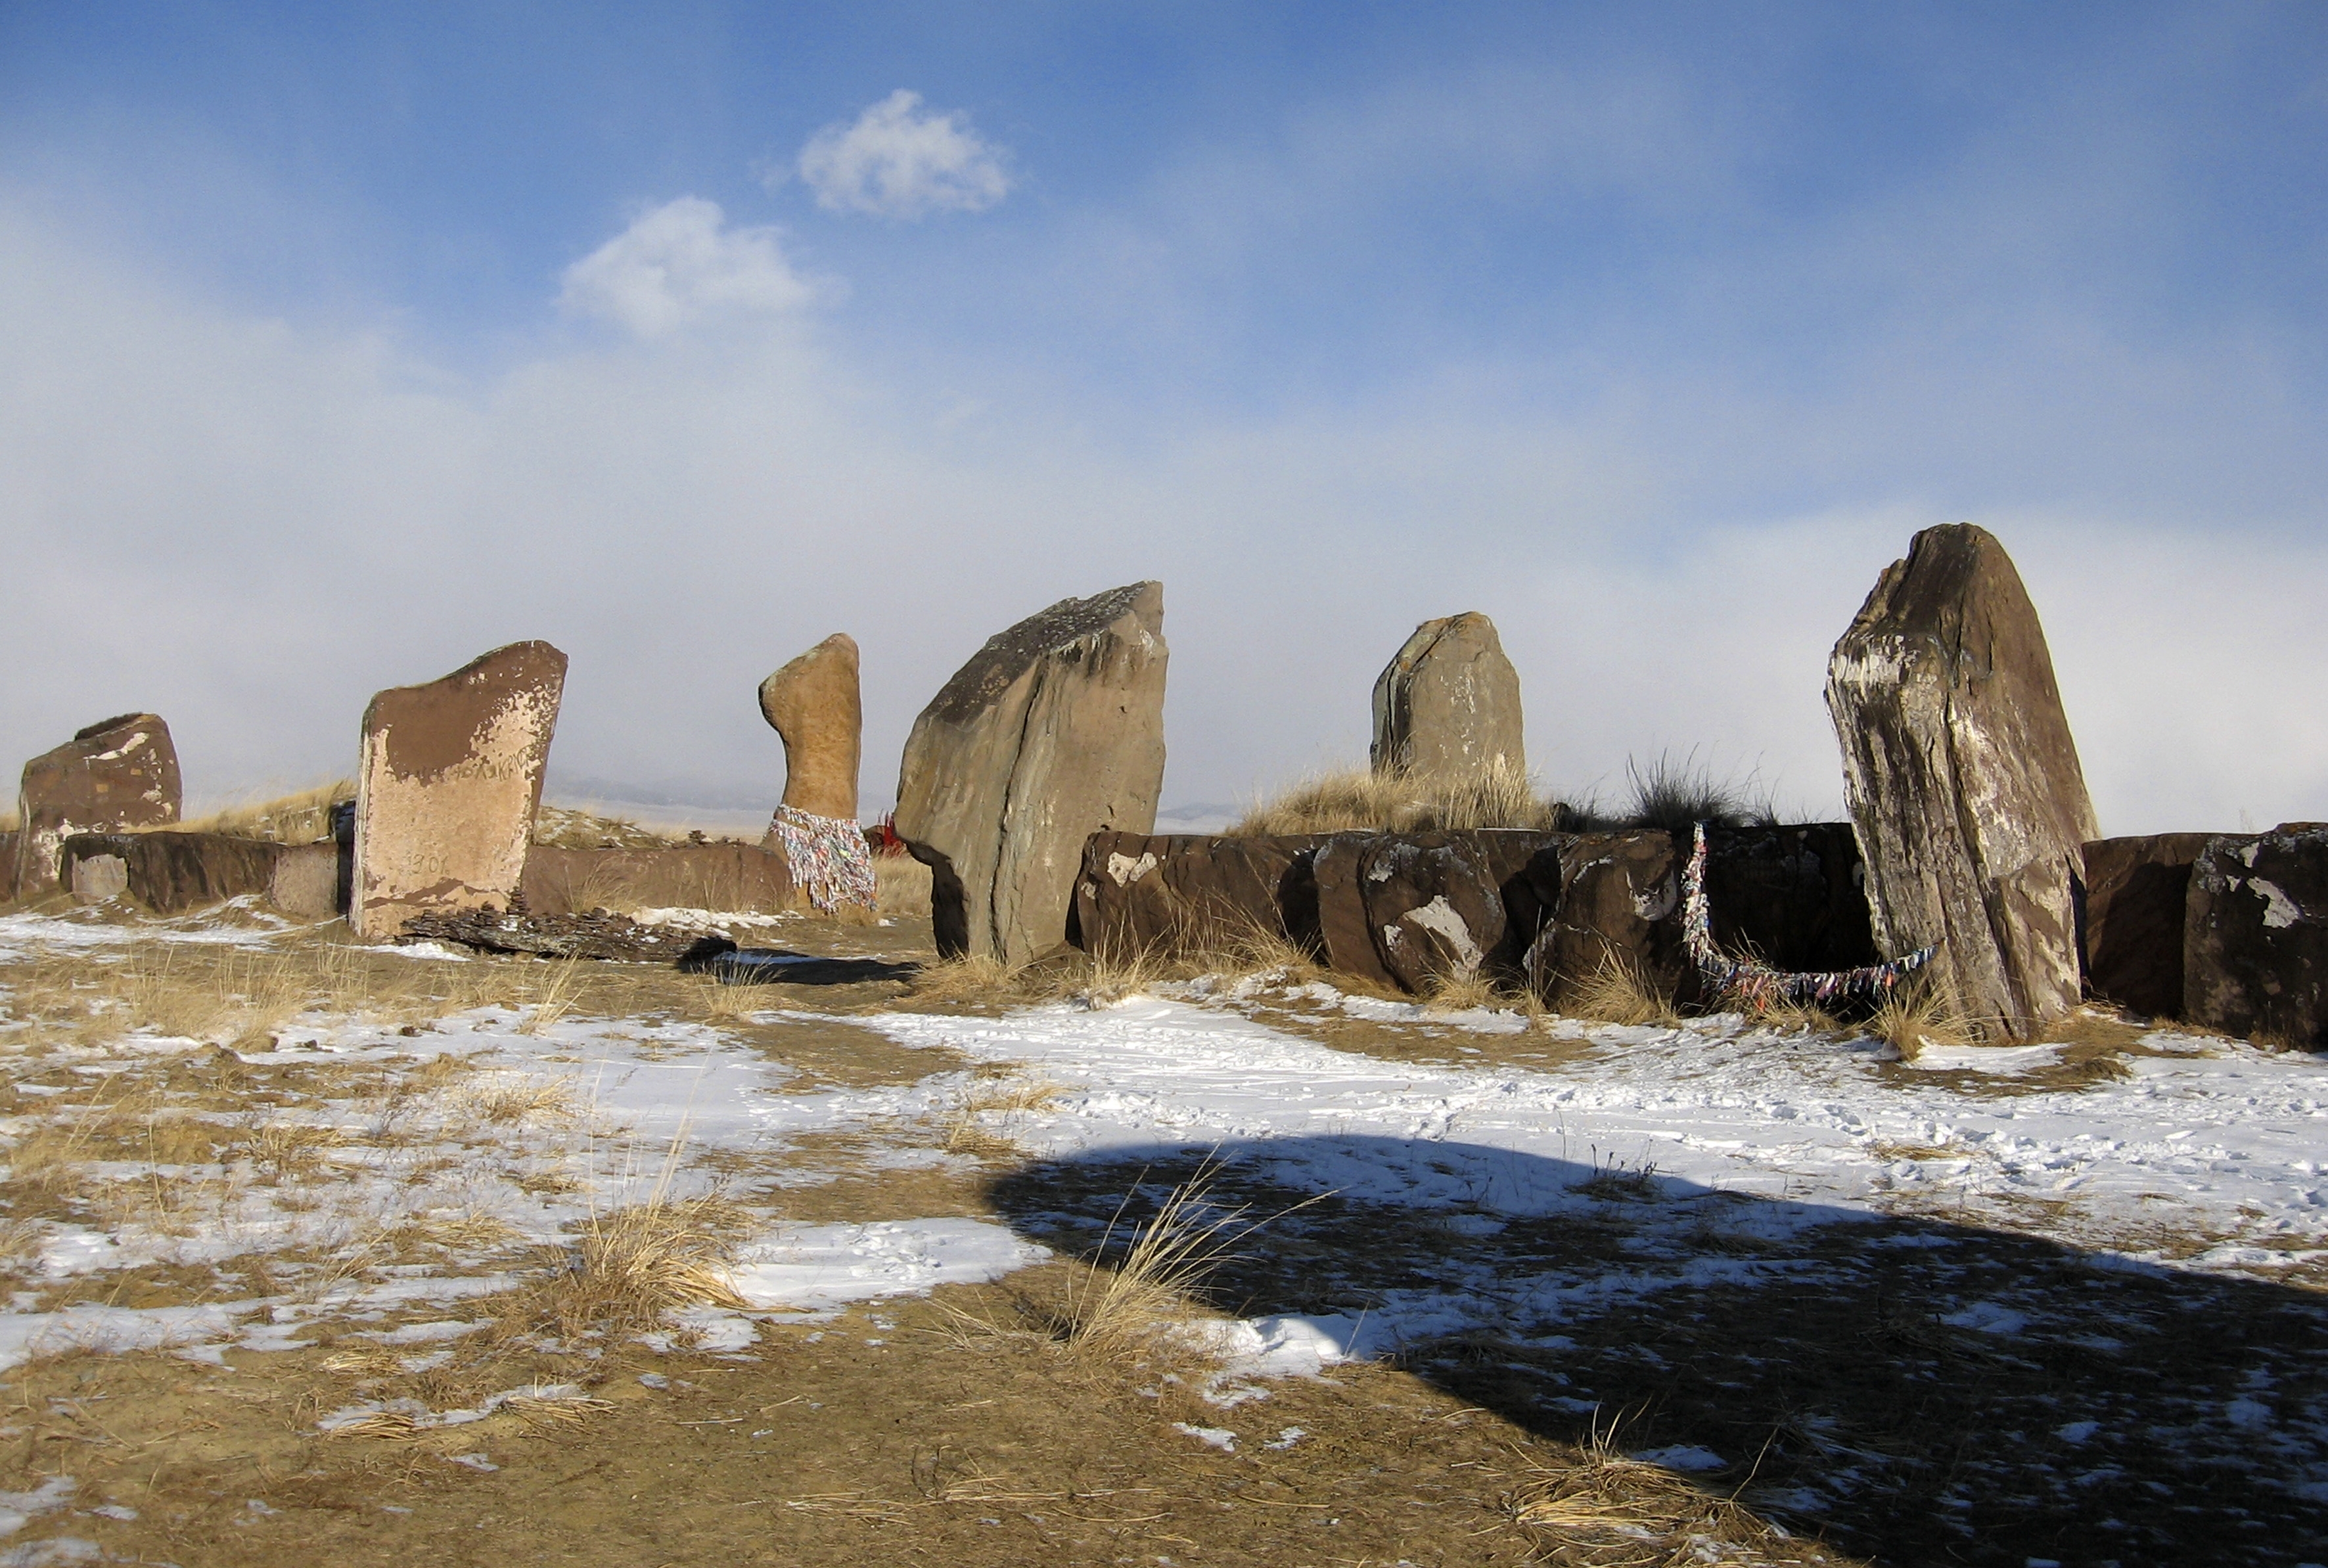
{"left": 768, "top": 804, "right": 879, "bottom": 914}
{"left": 1682, "top": 824, "right": 1936, "bottom": 1008}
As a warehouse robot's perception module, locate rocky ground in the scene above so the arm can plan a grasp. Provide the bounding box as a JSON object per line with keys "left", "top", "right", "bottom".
{"left": 0, "top": 896, "right": 2322, "bottom": 1567}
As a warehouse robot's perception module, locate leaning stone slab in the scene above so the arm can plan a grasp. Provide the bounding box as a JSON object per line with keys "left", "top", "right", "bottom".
{"left": 896, "top": 583, "right": 1167, "bottom": 964}
{"left": 2080, "top": 833, "right": 2223, "bottom": 1019}
{"left": 520, "top": 843, "right": 792, "bottom": 918}
{"left": 1371, "top": 612, "right": 1526, "bottom": 778}
{"left": 759, "top": 634, "right": 863, "bottom": 821}
{"left": 352, "top": 642, "right": 567, "bottom": 938}
{"left": 2185, "top": 825, "right": 2328, "bottom": 1048}
{"left": 60, "top": 832, "right": 284, "bottom": 915}
{"left": 13, "top": 713, "right": 181, "bottom": 898}
{"left": 1826, "top": 524, "right": 2099, "bottom": 1039}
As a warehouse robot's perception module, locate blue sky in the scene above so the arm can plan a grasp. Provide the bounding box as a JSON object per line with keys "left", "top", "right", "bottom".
{"left": 4, "top": 3, "right": 2325, "bottom": 832}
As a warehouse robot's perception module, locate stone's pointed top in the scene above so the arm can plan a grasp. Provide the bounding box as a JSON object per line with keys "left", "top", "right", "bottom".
{"left": 72, "top": 713, "right": 160, "bottom": 744}
{"left": 1371, "top": 610, "right": 1524, "bottom": 779}
{"left": 758, "top": 633, "right": 863, "bottom": 822}
{"left": 921, "top": 581, "right": 1163, "bottom": 730}
{"left": 1826, "top": 522, "right": 2095, "bottom": 1040}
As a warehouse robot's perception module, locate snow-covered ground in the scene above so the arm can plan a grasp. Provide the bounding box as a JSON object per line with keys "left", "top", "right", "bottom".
{"left": 3, "top": 908, "right": 2324, "bottom": 1399}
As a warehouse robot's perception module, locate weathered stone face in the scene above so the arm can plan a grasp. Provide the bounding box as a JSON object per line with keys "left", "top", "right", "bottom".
{"left": 758, "top": 633, "right": 863, "bottom": 822}
{"left": 1370, "top": 612, "right": 1526, "bottom": 778}
{"left": 1072, "top": 831, "right": 1334, "bottom": 964}
{"left": 1825, "top": 524, "right": 2099, "bottom": 1039}
{"left": 351, "top": 642, "right": 567, "bottom": 937}
{"left": 1523, "top": 831, "right": 1685, "bottom": 1002}
{"left": 2185, "top": 825, "right": 2328, "bottom": 1049}
{"left": 1359, "top": 830, "right": 1566, "bottom": 991}
{"left": 895, "top": 583, "right": 1168, "bottom": 964}
{"left": 12, "top": 713, "right": 181, "bottom": 897}
{"left": 2080, "top": 833, "right": 2222, "bottom": 1019}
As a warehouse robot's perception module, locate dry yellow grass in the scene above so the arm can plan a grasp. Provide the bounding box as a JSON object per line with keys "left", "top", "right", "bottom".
{"left": 174, "top": 779, "right": 351, "bottom": 843}
{"left": 1231, "top": 757, "right": 1559, "bottom": 836}
{"left": 532, "top": 803, "right": 685, "bottom": 851}
{"left": 1869, "top": 975, "right": 1978, "bottom": 1056}
{"left": 1502, "top": 1416, "right": 1831, "bottom": 1565}
{"left": 528, "top": 1194, "right": 753, "bottom": 1337}
{"left": 1049, "top": 1171, "right": 1250, "bottom": 1359}
{"left": 875, "top": 854, "right": 932, "bottom": 917}
{"left": 1560, "top": 954, "right": 1683, "bottom": 1027}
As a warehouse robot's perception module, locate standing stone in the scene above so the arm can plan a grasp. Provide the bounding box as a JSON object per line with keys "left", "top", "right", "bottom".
{"left": 351, "top": 642, "right": 566, "bottom": 938}
{"left": 896, "top": 583, "right": 1167, "bottom": 963}
{"left": 12, "top": 713, "right": 181, "bottom": 898}
{"left": 1825, "top": 524, "right": 2099, "bottom": 1039}
{"left": 1371, "top": 612, "right": 1526, "bottom": 778}
{"left": 758, "top": 634, "right": 862, "bottom": 821}
{"left": 2185, "top": 825, "right": 2328, "bottom": 1049}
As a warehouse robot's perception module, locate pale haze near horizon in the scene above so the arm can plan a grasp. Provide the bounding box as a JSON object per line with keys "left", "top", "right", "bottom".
{"left": 3, "top": 5, "right": 2323, "bottom": 838}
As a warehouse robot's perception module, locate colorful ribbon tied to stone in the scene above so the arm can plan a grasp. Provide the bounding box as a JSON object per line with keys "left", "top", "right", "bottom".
{"left": 1682, "top": 823, "right": 1936, "bottom": 1008}
{"left": 768, "top": 804, "right": 880, "bottom": 914}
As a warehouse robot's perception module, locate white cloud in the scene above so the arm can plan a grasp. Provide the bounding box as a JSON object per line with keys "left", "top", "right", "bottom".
{"left": 795, "top": 89, "right": 1011, "bottom": 219}
{"left": 557, "top": 196, "right": 813, "bottom": 336}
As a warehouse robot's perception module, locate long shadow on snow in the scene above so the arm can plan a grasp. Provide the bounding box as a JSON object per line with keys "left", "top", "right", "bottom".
{"left": 985, "top": 1135, "right": 2328, "bottom": 1567}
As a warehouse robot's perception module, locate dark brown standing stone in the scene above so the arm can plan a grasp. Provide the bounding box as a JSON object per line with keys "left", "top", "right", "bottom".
{"left": 1312, "top": 833, "right": 1400, "bottom": 988}
{"left": 895, "top": 583, "right": 1168, "bottom": 964}
{"left": 59, "top": 832, "right": 284, "bottom": 914}
{"left": 2184, "top": 824, "right": 2328, "bottom": 1048}
{"left": 2079, "top": 833, "right": 2223, "bottom": 1019}
{"left": 1371, "top": 612, "right": 1526, "bottom": 778}
{"left": 758, "top": 634, "right": 863, "bottom": 822}
{"left": 1825, "top": 524, "right": 2099, "bottom": 1039}
{"left": 520, "top": 843, "right": 793, "bottom": 918}
{"left": 352, "top": 642, "right": 567, "bottom": 937}
{"left": 12, "top": 713, "right": 181, "bottom": 897}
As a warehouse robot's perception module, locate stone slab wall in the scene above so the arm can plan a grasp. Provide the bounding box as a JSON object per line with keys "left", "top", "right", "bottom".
{"left": 2079, "top": 833, "right": 2225, "bottom": 1020}
{"left": 2185, "top": 825, "right": 2328, "bottom": 1049}
{"left": 58, "top": 832, "right": 285, "bottom": 915}
{"left": 520, "top": 843, "right": 792, "bottom": 918}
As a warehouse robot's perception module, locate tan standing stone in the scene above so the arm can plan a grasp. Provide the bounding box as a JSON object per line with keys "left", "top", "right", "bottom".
{"left": 758, "top": 633, "right": 863, "bottom": 822}
{"left": 1371, "top": 612, "right": 1526, "bottom": 777}
{"left": 351, "top": 641, "right": 567, "bottom": 937}
{"left": 895, "top": 582, "right": 1168, "bottom": 963}
{"left": 12, "top": 713, "right": 181, "bottom": 897}
{"left": 1825, "top": 524, "right": 2098, "bottom": 1038}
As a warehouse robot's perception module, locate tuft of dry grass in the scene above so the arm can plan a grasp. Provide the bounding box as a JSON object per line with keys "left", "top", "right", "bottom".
{"left": 457, "top": 1071, "right": 579, "bottom": 1125}
{"left": 1869, "top": 975, "right": 1978, "bottom": 1057}
{"left": 944, "top": 1073, "right": 1065, "bottom": 1157}
{"left": 175, "top": 779, "right": 352, "bottom": 843}
{"left": 1501, "top": 1417, "right": 1828, "bottom": 1565}
{"left": 1724, "top": 991, "right": 1844, "bottom": 1035}
{"left": 514, "top": 958, "right": 586, "bottom": 1037}
{"left": 532, "top": 1194, "right": 753, "bottom": 1337}
{"left": 1231, "top": 757, "right": 1560, "bottom": 836}
{"left": 1560, "top": 955, "right": 1683, "bottom": 1027}
{"left": 1037, "top": 1169, "right": 1275, "bottom": 1361}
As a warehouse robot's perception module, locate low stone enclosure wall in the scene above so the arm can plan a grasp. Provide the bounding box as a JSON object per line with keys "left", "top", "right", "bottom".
{"left": 1077, "top": 820, "right": 2328, "bottom": 1043}
{"left": 47, "top": 830, "right": 790, "bottom": 924}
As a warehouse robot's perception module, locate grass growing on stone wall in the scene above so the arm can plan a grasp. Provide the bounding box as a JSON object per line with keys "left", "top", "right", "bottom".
{"left": 532, "top": 803, "right": 692, "bottom": 850}
{"left": 1231, "top": 758, "right": 1562, "bottom": 836}
{"left": 173, "top": 779, "right": 352, "bottom": 843}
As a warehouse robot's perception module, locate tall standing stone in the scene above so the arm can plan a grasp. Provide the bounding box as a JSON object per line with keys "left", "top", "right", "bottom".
{"left": 1371, "top": 612, "right": 1526, "bottom": 778}
{"left": 758, "top": 633, "right": 862, "bottom": 822}
{"left": 1825, "top": 524, "right": 2099, "bottom": 1039}
{"left": 12, "top": 713, "right": 181, "bottom": 897}
{"left": 351, "top": 641, "right": 567, "bottom": 938}
{"left": 896, "top": 583, "right": 1167, "bottom": 963}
